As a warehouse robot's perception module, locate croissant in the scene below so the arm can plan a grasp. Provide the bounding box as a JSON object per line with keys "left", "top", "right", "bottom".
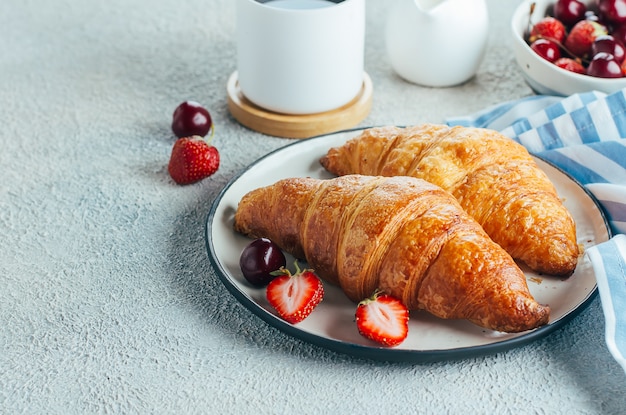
{"left": 233, "top": 174, "right": 549, "bottom": 333}
{"left": 320, "top": 124, "right": 579, "bottom": 276}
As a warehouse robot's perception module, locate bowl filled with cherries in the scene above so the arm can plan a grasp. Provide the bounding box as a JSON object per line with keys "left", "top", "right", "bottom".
{"left": 512, "top": 0, "right": 626, "bottom": 95}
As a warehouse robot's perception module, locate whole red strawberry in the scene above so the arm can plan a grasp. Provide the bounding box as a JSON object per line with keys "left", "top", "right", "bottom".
{"left": 266, "top": 263, "right": 324, "bottom": 324}
{"left": 564, "top": 20, "right": 608, "bottom": 58}
{"left": 355, "top": 291, "right": 409, "bottom": 347}
{"left": 168, "top": 135, "right": 220, "bottom": 185}
{"left": 554, "top": 57, "right": 586, "bottom": 74}
{"left": 529, "top": 16, "right": 566, "bottom": 43}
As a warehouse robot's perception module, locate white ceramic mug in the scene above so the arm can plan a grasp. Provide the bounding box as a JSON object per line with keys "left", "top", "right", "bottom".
{"left": 236, "top": 0, "right": 365, "bottom": 115}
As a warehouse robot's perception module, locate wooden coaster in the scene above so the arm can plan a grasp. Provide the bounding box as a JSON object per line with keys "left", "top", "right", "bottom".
{"left": 227, "top": 71, "right": 373, "bottom": 139}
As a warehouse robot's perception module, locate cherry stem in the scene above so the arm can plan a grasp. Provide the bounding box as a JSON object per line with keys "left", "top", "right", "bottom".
{"left": 532, "top": 34, "right": 590, "bottom": 65}
{"left": 204, "top": 124, "right": 216, "bottom": 145}
{"left": 527, "top": 2, "right": 536, "bottom": 36}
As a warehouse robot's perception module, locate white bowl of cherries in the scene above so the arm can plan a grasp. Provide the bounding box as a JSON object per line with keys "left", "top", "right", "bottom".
{"left": 512, "top": 0, "right": 626, "bottom": 95}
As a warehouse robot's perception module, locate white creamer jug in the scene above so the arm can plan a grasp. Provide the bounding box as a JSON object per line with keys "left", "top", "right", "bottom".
{"left": 386, "top": 0, "right": 489, "bottom": 87}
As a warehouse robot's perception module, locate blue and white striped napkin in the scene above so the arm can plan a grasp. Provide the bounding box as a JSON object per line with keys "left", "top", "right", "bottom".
{"left": 446, "top": 90, "right": 626, "bottom": 373}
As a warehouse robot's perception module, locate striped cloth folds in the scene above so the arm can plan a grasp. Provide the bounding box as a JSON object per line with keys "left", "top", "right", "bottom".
{"left": 446, "top": 89, "right": 626, "bottom": 374}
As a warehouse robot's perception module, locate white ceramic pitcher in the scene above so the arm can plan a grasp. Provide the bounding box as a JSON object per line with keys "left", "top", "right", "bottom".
{"left": 385, "top": 0, "right": 489, "bottom": 87}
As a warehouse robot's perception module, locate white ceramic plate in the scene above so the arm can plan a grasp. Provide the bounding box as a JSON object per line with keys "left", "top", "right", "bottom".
{"left": 205, "top": 128, "right": 611, "bottom": 362}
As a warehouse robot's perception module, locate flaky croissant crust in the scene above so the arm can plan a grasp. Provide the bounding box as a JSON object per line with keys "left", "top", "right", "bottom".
{"left": 320, "top": 124, "right": 579, "bottom": 276}
{"left": 234, "top": 175, "right": 549, "bottom": 333}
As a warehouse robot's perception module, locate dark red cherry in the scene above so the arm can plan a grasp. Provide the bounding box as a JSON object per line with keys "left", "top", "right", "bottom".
{"left": 239, "top": 238, "right": 287, "bottom": 286}
{"left": 554, "top": 0, "right": 587, "bottom": 26}
{"left": 531, "top": 38, "right": 562, "bottom": 62}
{"left": 598, "top": 0, "right": 626, "bottom": 25}
{"left": 587, "top": 52, "right": 624, "bottom": 77}
{"left": 612, "top": 24, "right": 626, "bottom": 46}
{"left": 592, "top": 35, "right": 626, "bottom": 63}
{"left": 171, "top": 101, "right": 213, "bottom": 138}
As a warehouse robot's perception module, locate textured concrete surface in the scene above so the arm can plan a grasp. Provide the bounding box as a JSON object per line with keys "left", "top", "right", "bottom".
{"left": 1, "top": 0, "right": 625, "bottom": 413}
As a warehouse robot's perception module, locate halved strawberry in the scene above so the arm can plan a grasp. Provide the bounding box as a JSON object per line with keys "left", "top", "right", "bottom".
{"left": 355, "top": 291, "right": 409, "bottom": 347}
{"left": 266, "top": 263, "right": 324, "bottom": 324}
